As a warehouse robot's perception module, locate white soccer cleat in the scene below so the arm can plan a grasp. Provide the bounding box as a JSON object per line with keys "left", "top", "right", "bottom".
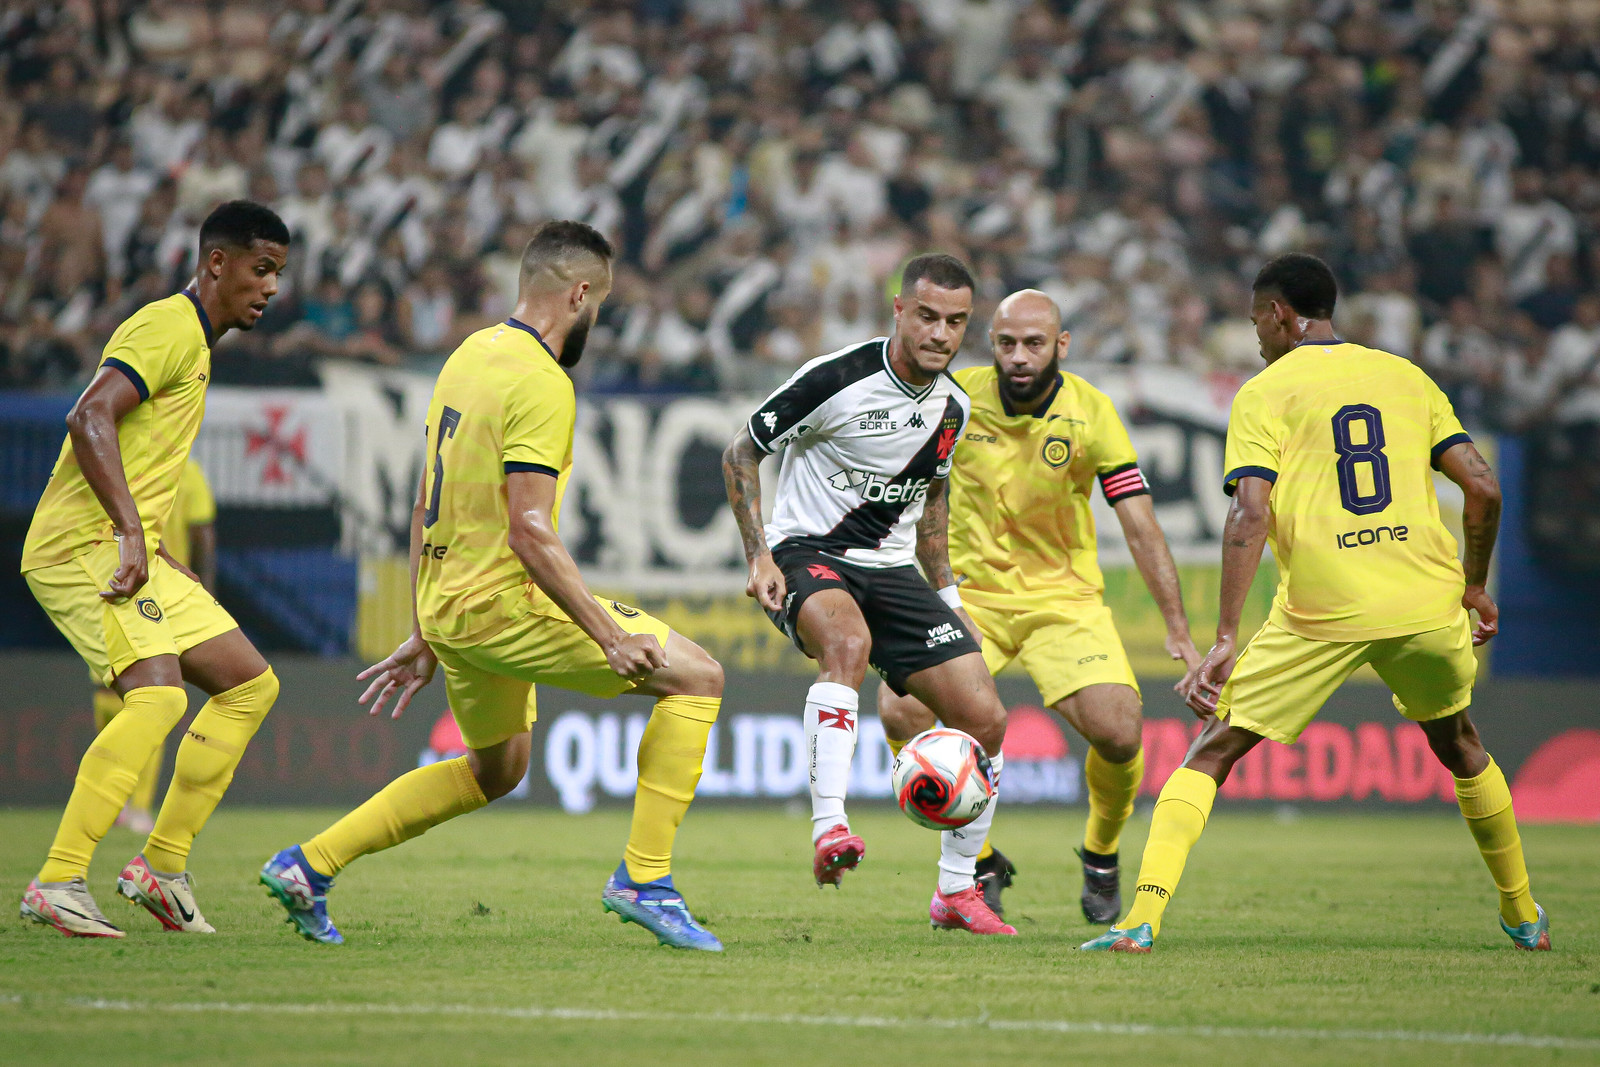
{"left": 20, "top": 878, "right": 125, "bottom": 938}
{"left": 116, "top": 854, "right": 215, "bottom": 933}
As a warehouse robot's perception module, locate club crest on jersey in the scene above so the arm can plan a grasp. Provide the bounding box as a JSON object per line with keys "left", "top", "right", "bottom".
{"left": 136, "top": 597, "right": 163, "bottom": 621}
{"left": 610, "top": 601, "right": 641, "bottom": 618}
{"left": 1042, "top": 435, "right": 1072, "bottom": 468}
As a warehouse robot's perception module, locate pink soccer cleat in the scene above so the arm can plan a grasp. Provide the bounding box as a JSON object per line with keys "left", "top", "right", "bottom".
{"left": 930, "top": 885, "right": 1017, "bottom": 935}
{"left": 812, "top": 824, "right": 865, "bottom": 888}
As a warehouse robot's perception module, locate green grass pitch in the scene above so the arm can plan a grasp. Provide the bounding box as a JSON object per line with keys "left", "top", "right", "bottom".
{"left": 1, "top": 806, "right": 1596, "bottom": 1066}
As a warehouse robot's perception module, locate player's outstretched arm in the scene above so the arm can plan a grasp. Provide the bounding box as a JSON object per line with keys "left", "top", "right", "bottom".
{"left": 506, "top": 469, "right": 665, "bottom": 680}
{"left": 914, "top": 476, "right": 979, "bottom": 643}
{"left": 723, "top": 426, "right": 785, "bottom": 612}
{"left": 359, "top": 473, "right": 437, "bottom": 719}
{"left": 67, "top": 367, "right": 149, "bottom": 599}
{"left": 1113, "top": 494, "right": 1201, "bottom": 680}
{"left": 1187, "top": 476, "right": 1271, "bottom": 717}
{"left": 1437, "top": 441, "right": 1502, "bottom": 645}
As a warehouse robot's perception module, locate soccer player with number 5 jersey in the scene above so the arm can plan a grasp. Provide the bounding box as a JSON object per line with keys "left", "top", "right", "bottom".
{"left": 1083, "top": 253, "right": 1549, "bottom": 954}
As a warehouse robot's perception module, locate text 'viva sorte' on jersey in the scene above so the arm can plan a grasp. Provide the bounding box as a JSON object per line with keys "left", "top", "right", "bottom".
{"left": 1223, "top": 340, "right": 1472, "bottom": 642}
{"left": 748, "top": 337, "right": 972, "bottom": 568}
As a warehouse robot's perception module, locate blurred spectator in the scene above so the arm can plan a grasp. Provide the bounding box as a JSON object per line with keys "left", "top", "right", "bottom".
{"left": 0, "top": 0, "right": 1594, "bottom": 409}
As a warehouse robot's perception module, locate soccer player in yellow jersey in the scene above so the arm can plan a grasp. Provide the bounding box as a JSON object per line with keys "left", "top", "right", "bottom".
{"left": 879, "top": 290, "right": 1200, "bottom": 924}
{"left": 92, "top": 459, "right": 218, "bottom": 836}
{"left": 261, "top": 221, "right": 727, "bottom": 951}
{"left": 20, "top": 201, "right": 290, "bottom": 938}
{"left": 1083, "top": 253, "right": 1549, "bottom": 953}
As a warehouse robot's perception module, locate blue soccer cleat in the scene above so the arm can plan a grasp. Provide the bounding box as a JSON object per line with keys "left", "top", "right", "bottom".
{"left": 259, "top": 846, "right": 343, "bottom": 945}
{"left": 601, "top": 863, "right": 723, "bottom": 952}
{"left": 1501, "top": 903, "right": 1551, "bottom": 950}
{"left": 1079, "top": 922, "right": 1153, "bottom": 953}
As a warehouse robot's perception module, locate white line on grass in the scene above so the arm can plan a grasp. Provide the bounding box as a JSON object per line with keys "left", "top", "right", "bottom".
{"left": 3, "top": 994, "right": 1595, "bottom": 1051}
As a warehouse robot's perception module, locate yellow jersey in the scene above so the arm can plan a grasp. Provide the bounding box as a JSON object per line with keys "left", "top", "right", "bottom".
{"left": 415, "top": 319, "right": 576, "bottom": 644}
{"left": 948, "top": 366, "right": 1148, "bottom": 611}
{"left": 22, "top": 292, "right": 213, "bottom": 571}
{"left": 1223, "top": 340, "right": 1471, "bottom": 642}
{"left": 163, "top": 459, "right": 216, "bottom": 569}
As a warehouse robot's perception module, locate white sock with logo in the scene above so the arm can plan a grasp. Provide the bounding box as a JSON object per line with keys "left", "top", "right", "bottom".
{"left": 938, "top": 752, "right": 1003, "bottom": 895}
{"left": 804, "top": 681, "right": 859, "bottom": 843}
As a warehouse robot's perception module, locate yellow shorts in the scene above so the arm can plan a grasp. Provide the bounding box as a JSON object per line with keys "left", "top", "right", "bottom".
{"left": 965, "top": 598, "right": 1139, "bottom": 706}
{"left": 427, "top": 594, "right": 671, "bottom": 750}
{"left": 23, "top": 539, "right": 238, "bottom": 687}
{"left": 1218, "top": 611, "right": 1477, "bottom": 744}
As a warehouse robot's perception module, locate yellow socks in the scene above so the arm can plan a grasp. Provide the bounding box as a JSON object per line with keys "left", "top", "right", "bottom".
{"left": 40, "top": 685, "right": 188, "bottom": 883}
{"left": 1454, "top": 757, "right": 1538, "bottom": 926}
{"left": 303, "top": 756, "right": 487, "bottom": 877}
{"left": 886, "top": 736, "right": 907, "bottom": 759}
{"left": 1083, "top": 746, "right": 1145, "bottom": 856}
{"left": 1121, "top": 766, "right": 1216, "bottom": 938}
{"left": 144, "top": 669, "right": 278, "bottom": 873}
{"left": 624, "top": 695, "right": 720, "bottom": 883}
{"left": 94, "top": 688, "right": 164, "bottom": 812}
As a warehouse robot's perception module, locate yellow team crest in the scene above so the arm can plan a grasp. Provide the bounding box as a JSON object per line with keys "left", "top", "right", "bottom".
{"left": 1041, "top": 435, "right": 1072, "bottom": 469}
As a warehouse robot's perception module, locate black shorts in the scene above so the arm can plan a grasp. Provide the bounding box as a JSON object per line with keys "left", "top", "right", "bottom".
{"left": 767, "top": 544, "right": 981, "bottom": 695}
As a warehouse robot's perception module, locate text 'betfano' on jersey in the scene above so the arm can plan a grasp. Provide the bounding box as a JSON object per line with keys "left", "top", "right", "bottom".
{"left": 947, "top": 366, "right": 1150, "bottom": 610}
{"left": 1223, "top": 341, "right": 1473, "bottom": 642}
{"left": 748, "top": 337, "right": 971, "bottom": 568}
{"left": 414, "top": 319, "right": 576, "bottom": 644}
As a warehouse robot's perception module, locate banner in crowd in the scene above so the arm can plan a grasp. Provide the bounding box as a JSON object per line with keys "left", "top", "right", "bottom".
{"left": 1, "top": 654, "right": 1591, "bottom": 823}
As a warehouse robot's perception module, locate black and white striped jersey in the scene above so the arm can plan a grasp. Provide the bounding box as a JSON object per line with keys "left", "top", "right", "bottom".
{"left": 748, "top": 336, "right": 971, "bottom": 568}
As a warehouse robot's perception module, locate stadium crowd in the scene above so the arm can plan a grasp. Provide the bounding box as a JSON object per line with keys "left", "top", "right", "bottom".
{"left": 2, "top": 0, "right": 1599, "bottom": 433}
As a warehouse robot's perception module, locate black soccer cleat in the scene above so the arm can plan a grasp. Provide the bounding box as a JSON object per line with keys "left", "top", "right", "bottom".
{"left": 1077, "top": 847, "right": 1120, "bottom": 925}
{"left": 974, "top": 847, "right": 1017, "bottom": 919}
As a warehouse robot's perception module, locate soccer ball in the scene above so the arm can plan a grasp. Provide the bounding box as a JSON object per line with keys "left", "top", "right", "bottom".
{"left": 891, "top": 728, "right": 996, "bottom": 830}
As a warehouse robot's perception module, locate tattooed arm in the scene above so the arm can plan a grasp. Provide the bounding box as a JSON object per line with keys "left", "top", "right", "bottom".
{"left": 723, "top": 426, "right": 786, "bottom": 611}
{"left": 914, "top": 476, "right": 956, "bottom": 591}
{"left": 1186, "top": 475, "right": 1271, "bottom": 717}
{"left": 1437, "top": 441, "right": 1502, "bottom": 645}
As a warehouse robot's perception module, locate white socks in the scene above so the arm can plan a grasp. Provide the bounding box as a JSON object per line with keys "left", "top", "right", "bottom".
{"left": 938, "top": 752, "right": 1003, "bottom": 895}
{"left": 804, "top": 681, "right": 859, "bottom": 843}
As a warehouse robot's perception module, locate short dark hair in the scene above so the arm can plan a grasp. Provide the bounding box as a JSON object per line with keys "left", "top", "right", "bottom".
{"left": 900, "top": 252, "right": 976, "bottom": 295}
{"left": 520, "top": 219, "right": 615, "bottom": 291}
{"left": 198, "top": 200, "right": 290, "bottom": 255}
{"left": 1253, "top": 253, "right": 1338, "bottom": 320}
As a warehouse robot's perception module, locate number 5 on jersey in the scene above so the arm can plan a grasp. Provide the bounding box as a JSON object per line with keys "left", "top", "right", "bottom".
{"left": 1331, "top": 404, "right": 1391, "bottom": 515}
{"left": 424, "top": 406, "right": 462, "bottom": 528}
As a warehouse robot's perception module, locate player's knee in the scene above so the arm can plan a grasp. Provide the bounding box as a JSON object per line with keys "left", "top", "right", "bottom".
{"left": 1421, "top": 712, "right": 1485, "bottom": 777}
{"left": 473, "top": 753, "right": 528, "bottom": 801}
{"left": 968, "top": 695, "right": 1008, "bottom": 757}
{"left": 818, "top": 629, "right": 871, "bottom": 676}
{"left": 1091, "top": 711, "right": 1144, "bottom": 764}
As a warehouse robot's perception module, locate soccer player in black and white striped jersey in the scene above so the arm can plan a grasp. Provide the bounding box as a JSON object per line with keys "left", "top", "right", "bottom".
{"left": 723, "top": 253, "right": 1015, "bottom": 936}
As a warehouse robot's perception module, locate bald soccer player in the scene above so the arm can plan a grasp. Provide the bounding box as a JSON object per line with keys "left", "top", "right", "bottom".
{"left": 879, "top": 290, "right": 1201, "bottom": 924}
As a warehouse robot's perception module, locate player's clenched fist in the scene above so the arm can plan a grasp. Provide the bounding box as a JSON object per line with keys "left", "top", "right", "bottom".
{"left": 607, "top": 633, "right": 667, "bottom": 680}
{"left": 746, "top": 554, "right": 786, "bottom": 612}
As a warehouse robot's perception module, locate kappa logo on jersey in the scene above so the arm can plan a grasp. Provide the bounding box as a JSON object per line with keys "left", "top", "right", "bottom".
{"left": 827, "top": 469, "right": 932, "bottom": 503}
{"left": 761, "top": 411, "right": 778, "bottom": 431}
{"left": 1042, "top": 434, "right": 1072, "bottom": 468}
{"left": 807, "top": 563, "right": 842, "bottom": 581}
{"left": 907, "top": 412, "right": 926, "bottom": 429}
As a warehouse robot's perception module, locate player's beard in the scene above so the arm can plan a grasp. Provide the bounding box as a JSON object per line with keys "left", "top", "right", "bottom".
{"left": 558, "top": 306, "right": 594, "bottom": 368}
{"left": 996, "top": 349, "right": 1061, "bottom": 407}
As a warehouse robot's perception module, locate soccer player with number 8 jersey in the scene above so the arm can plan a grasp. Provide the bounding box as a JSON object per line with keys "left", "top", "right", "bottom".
{"left": 1083, "top": 253, "right": 1549, "bottom": 954}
